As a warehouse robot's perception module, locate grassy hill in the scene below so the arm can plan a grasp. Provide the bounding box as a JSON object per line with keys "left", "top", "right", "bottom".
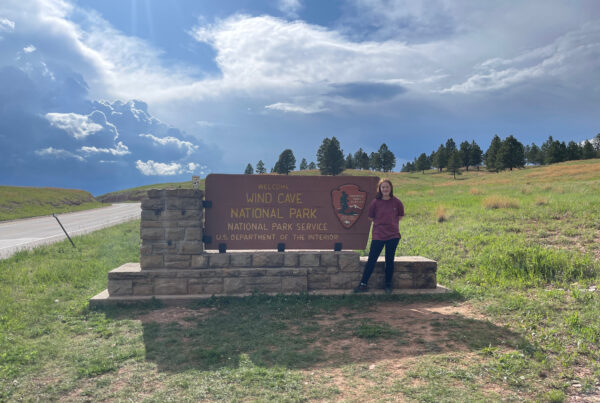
{"left": 0, "top": 186, "right": 104, "bottom": 221}
{"left": 1, "top": 159, "right": 600, "bottom": 401}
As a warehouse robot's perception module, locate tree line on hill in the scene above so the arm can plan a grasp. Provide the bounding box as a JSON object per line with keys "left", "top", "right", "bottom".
{"left": 402, "top": 133, "right": 600, "bottom": 178}
{"left": 244, "top": 133, "right": 599, "bottom": 177}
{"left": 244, "top": 137, "right": 397, "bottom": 175}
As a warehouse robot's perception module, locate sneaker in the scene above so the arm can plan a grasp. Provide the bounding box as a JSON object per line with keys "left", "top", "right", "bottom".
{"left": 353, "top": 283, "right": 369, "bottom": 293}
{"left": 385, "top": 285, "right": 393, "bottom": 294}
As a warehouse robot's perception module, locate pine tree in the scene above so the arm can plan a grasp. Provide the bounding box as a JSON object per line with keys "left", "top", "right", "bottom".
{"left": 445, "top": 138, "right": 457, "bottom": 154}
{"left": 447, "top": 150, "right": 462, "bottom": 179}
{"left": 415, "top": 152, "right": 430, "bottom": 173}
{"left": 485, "top": 135, "right": 502, "bottom": 172}
{"left": 378, "top": 143, "right": 396, "bottom": 172}
{"left": 432, "top": 144, "right": 447, "bottom": 172}
{"left": 496, "top": 135, "right": 525, "bottom": 171}
{"left": 470, "top": 141, "right": 483, "bottom": 170}
{"left": 299, "top": 158, "right": 308, "bottom": 170}
{"left": 566, "top": 141, "right": 582, "bottom": 161}
{"left": 526, "top": 143, "right": 542, "bottom": 165}
{"left": 317, "top": 137, "right": 345, "bottom": 175}
{"left": 345, "top": 153, "right": 354, "bottom": 169}
{"left": 459, "top": 141, "right": 472, "bottom": 171}
{"left": 308, "top": 161, "right": 316, "bottom": 170}
{"left": 274, "top": 149, "right": 296, "bottom": 174}
{"left": 582, "top": 140, "right": 596, "bottom": 159}
{"left": 592, "top": 133, "right": 600, "bottom": 152}
{"left": 369, "top": 152, "right": 381, "bottom": 171}
{"left": 256, "top": 160, "right": 266, "bottom": 174}
{"left": 244, "top": 163, "right": 254, "bottom": 174}
{"left": 354, "top": 148, "right": 370, "bottom": 170}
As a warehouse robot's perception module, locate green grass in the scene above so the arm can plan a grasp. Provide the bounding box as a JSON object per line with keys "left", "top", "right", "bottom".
{"left": 0, "top": 185, "right": 105, "bottom": 221}
{"left": 2, "top": 159, "right": 600, "bottom": 401}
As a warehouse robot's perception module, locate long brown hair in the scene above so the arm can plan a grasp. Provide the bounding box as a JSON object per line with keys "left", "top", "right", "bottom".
{"left": 375, "top": 178, "right": 394, "bottom": 199}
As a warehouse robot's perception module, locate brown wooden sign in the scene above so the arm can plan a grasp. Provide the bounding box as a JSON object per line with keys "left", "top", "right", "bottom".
{"left": 204, "top": 174, "right": 380, "bottom": 250}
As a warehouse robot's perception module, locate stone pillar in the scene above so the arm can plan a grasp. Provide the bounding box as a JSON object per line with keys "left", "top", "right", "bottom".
{"left": 139, "top": 189, "right": 203, "bottom": 270}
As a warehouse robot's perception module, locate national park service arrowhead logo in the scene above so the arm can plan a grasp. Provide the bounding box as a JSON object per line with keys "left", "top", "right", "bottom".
{"left": 331, "top": 184, "right": 367, "bottom": 229}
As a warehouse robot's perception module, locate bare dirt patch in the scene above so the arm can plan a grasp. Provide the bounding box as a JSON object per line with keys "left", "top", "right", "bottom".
{"left": 309, "top": 301, "right": 510, "bottom": 367}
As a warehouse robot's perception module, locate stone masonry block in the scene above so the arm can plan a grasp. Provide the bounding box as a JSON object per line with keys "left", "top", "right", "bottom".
{"left": 209, "top": 253, "right": 230, "bottom": 268}
{"left": 140, "top": 244, "right": 152, "bottom": 256}
{"left": 330, "top": 272, "right": 358, "bottom": 288}
{"left": 140, "top": 255, "right": 164, "bottom": 269}
{"left": 108, "top": 279, "right": 132, "bottom": 296}
{"left": 141, "top": 228, "right": 164, "bottom": 241}
{"left": 181, "top": 198, "right": 202, "bottom": 209}
{"left": 141, "top": 210, "right": 161, "bottom": 221}
{"left": 164, "top": 255, "right": 191, "bottom": 269}
{"left": 224, "top": 277, "right": 247, "bottom": 294}
{"left": 179, "top": 241, "right": 203, "bottom": 254}
{"left": 179, "top": 219, "right": 202, "bottom": 227}
{"left": 249, "top": 282, "right": 282, "bottom": 293}
{"left": 166, "top": 198, "right": 182, "bottom": 210}
{"left": 299, "top": 253, "right": 320, "bottom": 267}
{"left": 152, "top": 241, "right": 177, "bottom": 255}
{"left": 165, "top": 228, "right": 185, "bottom": 241}
{"left": 188, "top": 279, "right": 225, "bottom": 295}
{"left": 230, "top": 253, "right": 252, "bottom": 267}
{"left": 147, "top": 189, "right": 165, "bottom": 199}
{"left": 191, "top": 255, "right": 208, "bottom": 269}
{"left": 307, "top": 273, "right": 330, "bottom": 290}
{"left": 339, "top": 253, "right": 360, "bottom": 272}
{"left": 176, "top": 189, "right": 203, "bottom": 198}
{"left": 282, "top": 276, "right": 307, "bottom": 292}
{"left": 140, "top": 221, "right": 163, "bottom": 228}
{"left": 132, "top": 281, "right": 153, "bottom": 296}
{"left": 320, "top": 253, "right": 338, "bottom": 267}
{"left": 185, "top": 228, "right": 203, "bottom": 241}
{"left": 141, "top": 198, "right": 165, "bottom": 210}
{"left": 283, "top": 253, "right": 298, "bottom": 267}
{"left": 154, "top": 279, "right": 188, "bottom": 295}
{"left": 252, "top": 253, "right": 284, "bottom": 267}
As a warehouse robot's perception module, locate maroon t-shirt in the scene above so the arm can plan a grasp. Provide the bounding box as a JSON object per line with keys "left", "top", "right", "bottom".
{"left": 368, "top": 196, "right": 404, "bottom": 241}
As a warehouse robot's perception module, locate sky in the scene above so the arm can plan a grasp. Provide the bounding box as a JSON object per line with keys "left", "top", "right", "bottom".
{"left": 0, "top": 0, "right": 599, "bottom": 195}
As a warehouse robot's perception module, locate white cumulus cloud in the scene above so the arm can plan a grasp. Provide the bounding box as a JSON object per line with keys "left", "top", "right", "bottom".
{"left": 265, "top": 102, "right": 326, "bottom": 114}
{"left": 35, "top": 147, "right": 85, "bottom": 161}
{"left": 23, "top": 44, "right": 36, "bottom": 53}
{"left": 0, "top": 18, "right": 15, "bottom": 32}
{"left": 278, "top": 0, "right": 302, "bottom": 18}
{"left": 139, "top": 133, "right": 198, "bottom": 156}
{"left": 45, "top": 112, "right": 104, "bottom": 139}
{"left": 135, "top": 160, "right": 183, "bottom": 176}
{"left": 79, "top": 141, "right": 130, "bottom": 156}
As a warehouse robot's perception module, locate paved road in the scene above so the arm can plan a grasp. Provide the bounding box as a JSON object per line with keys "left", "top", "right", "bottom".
{"left": 0, "top": 203, "right": 141, "bottom": 259}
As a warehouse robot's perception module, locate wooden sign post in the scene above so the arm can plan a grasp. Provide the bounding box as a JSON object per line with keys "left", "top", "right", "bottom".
{"left": 203, "top": 174, "right": 379, "bottom": 250}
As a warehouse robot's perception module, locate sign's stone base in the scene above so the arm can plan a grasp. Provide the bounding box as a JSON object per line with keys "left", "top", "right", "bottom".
{"left": 91, "top": 253, "right": 442, "bottom": 306}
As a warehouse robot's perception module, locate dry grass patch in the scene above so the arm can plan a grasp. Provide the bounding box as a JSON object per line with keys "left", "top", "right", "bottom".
{"left": 469, "top": 187, "right": 483, "bottom": 195}
{"left": 483, "top": 196, "right": 519, "bottom": 209}
{"left": 435, "top": 206, "right": 449, "bottom": 222}
{"left": 535, "top": 197, "right": 549, "bottom": 206}
{"left": 406, "top": 191, "right": 420, "bottom": 196}
{"left": 525, "top": 161, "right": 600, "bottom": 181}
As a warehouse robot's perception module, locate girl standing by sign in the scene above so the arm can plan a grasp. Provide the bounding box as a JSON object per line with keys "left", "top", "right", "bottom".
{"left": 354, "top": 178, "right": 404, "bottom": 294}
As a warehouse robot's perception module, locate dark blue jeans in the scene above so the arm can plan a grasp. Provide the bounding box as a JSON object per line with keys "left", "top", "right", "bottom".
{"left": 360, "top": 238, "right": 400, "bottom": 286}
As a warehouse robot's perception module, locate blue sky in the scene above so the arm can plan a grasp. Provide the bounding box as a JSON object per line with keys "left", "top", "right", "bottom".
{"left": 1, "top": 0, "right": 599, "bottom": 195}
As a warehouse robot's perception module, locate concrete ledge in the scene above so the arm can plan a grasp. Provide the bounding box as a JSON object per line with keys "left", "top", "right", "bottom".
{"left": 90, "top": 285, "right": 452, "bottom": 307}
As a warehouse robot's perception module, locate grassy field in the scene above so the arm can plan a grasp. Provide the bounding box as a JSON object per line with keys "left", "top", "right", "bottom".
{"left": 1, "top": 159, "right": 599, "bottom": 402}
{"left": 0, "top": 186, "right": 104, "bottom": 221}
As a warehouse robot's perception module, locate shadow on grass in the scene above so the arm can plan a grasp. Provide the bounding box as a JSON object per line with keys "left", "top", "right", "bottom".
{"left": 100, "top": 291, "right": 530, "bottom": 373}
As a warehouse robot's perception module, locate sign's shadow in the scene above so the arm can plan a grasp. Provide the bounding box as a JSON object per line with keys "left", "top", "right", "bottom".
{"left": 103, "top": 294, "right": 528, "bottom": 373}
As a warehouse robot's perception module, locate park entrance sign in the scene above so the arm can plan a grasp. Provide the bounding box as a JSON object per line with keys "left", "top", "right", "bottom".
{"left": 204, "top": 174, "right": 380, "bottom": 250}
